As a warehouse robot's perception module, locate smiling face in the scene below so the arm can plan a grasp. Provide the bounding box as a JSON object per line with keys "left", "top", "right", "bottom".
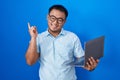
{"left": 47, "top": 9, "right": 66, "bottom": 36}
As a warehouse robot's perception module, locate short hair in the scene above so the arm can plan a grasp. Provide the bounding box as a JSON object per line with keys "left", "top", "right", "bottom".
{"left": 48, "top": 4, "right": 68, "bottom": 19}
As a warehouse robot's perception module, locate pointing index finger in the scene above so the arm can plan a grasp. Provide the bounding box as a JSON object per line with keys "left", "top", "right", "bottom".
{"left": 28, "top": 22, "right": 31, "bottom": 29}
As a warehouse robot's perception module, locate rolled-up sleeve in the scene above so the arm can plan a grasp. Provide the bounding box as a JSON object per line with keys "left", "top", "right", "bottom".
{"left": 74, "top": 36, "right": 84, "bottom": 58}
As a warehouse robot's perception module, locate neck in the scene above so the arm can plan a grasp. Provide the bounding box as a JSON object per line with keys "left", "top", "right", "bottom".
{"left": 48, "top": 29, "right": 61, "bottom": 37}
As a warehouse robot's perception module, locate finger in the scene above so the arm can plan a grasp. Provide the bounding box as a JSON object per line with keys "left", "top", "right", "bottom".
{"left": 31, "top": 26, "right": 37, "bottom": 33}
{"left": 89, "top": 58, "right": 94, "bottom": 65}
{"left": 87, "top": 62, "right": 90, "bottom": 67}
{"left": 91, "top": 57, "right": 99, "bottom": 64}
{"left": 86, "top": 62, "right": 91, "bottom": 69}
{"left": 96, "top": 59, "right": 99, "bottom": 63}
{"left": 91, "top": 57, "right": 96, "bottom": 63}
{"left": 28, "top": 22, "right": 31, "bottom": 29}
{"left": 33, "top": 26, "right": 37, "bottom": 30}
{"left": 33, "top": 29, "right": 36, "bottom": 33}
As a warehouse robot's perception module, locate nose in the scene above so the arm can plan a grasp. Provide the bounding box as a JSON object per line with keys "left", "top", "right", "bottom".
{"left": 53, "top": 19, "right": 59, "bottom": 25}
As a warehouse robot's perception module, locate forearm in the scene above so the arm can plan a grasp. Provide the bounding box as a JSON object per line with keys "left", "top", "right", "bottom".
{"left": 25, "top": 37, "right": 39, "bottom": 65}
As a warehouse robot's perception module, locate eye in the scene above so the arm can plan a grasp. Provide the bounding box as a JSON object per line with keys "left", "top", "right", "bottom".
{"left": 58, "top": 19, "right": 64, "bottom": 23}
{"left": 50, "top": 16, "right": 56, "bottom": 21}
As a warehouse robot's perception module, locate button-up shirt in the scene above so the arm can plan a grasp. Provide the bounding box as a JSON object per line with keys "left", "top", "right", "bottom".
{"left": 36, "top": 29, "right": 84, "bottom": 80}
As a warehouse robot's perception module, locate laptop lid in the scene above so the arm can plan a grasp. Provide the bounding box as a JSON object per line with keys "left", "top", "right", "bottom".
{"left": 84, "top": 36, "right": 105, "bottom": 66}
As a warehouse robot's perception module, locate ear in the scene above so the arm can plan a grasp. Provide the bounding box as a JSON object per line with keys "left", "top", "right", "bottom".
{"left": 47, "top": 15, "right": 49, "bottom": 20}
{"left": 63, "top": 19, "right": 66, "bottom": 24}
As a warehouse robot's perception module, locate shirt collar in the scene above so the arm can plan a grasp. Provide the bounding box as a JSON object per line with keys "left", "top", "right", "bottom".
{"left": 45, "top": 28, "right": 65, "bottom": 37}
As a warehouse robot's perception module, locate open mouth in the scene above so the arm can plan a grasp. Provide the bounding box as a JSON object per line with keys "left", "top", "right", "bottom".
{"left": 51, "top": 23, "right": 59, "bottom": 29}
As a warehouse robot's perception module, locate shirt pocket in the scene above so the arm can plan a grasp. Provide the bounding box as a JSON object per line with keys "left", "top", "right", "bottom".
{"left": 57, "top": 44, "right": 74, "bottom": 60}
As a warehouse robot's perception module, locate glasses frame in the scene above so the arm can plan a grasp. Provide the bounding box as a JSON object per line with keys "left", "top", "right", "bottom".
{"left": 48, "top": 14, "right": 65, "bottom": 24}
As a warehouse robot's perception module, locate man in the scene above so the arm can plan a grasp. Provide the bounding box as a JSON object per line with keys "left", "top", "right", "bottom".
{"left": 25, "top": 4, "right": 99, "bottom": 80}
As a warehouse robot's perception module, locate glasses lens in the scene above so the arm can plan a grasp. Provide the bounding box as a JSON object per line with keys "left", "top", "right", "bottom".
{"left": 49, "top": 15, "right": 64, "bottom": 24}
{"left": 50, "top": 16, "right": 56, "bottom": 22}
{"left": 57, "top": 19, "right": 63, "bottom": 24}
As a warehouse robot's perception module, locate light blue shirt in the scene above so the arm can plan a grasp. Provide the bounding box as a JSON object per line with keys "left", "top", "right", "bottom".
{"left": 36, "top": 29, "right": 84, "bottom": 80}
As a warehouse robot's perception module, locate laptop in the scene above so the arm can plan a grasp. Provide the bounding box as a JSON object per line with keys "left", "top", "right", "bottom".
{"left": 70, "top": 36, "right": 105, "bottom": 67}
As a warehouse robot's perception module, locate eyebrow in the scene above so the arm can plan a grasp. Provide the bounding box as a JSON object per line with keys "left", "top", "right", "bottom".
{"left": 49, "top": 14, "right": 65, "bottom": 19}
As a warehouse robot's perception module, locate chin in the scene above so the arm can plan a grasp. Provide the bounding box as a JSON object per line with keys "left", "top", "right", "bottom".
{"left": 51, "top": 29, "right": 59, "bottom": 32}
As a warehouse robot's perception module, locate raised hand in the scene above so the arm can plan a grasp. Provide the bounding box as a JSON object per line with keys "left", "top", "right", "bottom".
{"left": 28, "top": 22, "right": 38, "bottom": 38}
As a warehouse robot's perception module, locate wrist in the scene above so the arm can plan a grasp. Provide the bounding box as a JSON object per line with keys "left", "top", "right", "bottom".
{"left": 29, "top": 37, "right": 36, "bottom": 43}
{"left": 31, "top": 36, "right": 37, "bottom": 40}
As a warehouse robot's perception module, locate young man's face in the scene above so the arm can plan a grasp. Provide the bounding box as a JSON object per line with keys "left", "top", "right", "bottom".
{"left": 47, "top": 9, "right": 66, "bottom": 33}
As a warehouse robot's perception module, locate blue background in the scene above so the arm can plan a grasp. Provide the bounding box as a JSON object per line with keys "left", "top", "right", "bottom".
{"left": 0, "top": 0, "right": 120, "bottom": 80}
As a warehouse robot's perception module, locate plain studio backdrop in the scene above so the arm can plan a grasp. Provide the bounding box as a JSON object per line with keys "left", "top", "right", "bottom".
{"left": 0, "top": 0, "right": 120, "bottom": 80}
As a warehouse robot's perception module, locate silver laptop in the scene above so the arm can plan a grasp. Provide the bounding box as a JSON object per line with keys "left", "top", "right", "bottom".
{"left": 70, "top": 36, "right": 105, "bottom": 67}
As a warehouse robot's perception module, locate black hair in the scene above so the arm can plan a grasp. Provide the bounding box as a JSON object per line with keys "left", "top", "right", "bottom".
{"left": 48, "top": 4, "right": 68, "bottom": 19}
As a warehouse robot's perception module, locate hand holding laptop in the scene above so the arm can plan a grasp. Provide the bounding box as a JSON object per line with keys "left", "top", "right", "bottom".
{"left": 70, "top": 36, "right": 105, "bottom": 71}
{"left": 73, "top": 56, "right": 99, "bottom": 71}
{"left": 83, "top": 57, "right": 99, "bottom": 71}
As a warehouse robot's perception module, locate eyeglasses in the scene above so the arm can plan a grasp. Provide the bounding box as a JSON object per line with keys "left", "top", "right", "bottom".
{"left": 49, "top": 15, "right": 65, "bottom": 24}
